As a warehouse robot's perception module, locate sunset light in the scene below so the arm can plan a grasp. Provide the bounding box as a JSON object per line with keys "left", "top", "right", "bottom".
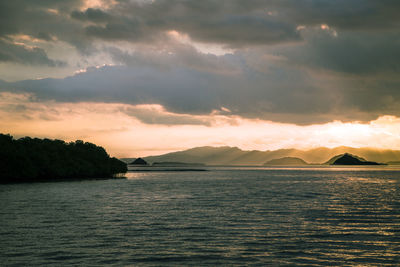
{"left": 1, "top": 1, "right": 400, "bottom": 265}
{"left": 2, "top": 90, "right": 400, "bottom": 156}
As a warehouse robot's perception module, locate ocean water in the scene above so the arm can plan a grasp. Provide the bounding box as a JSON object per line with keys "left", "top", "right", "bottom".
{"left": 1, "top": 167, "right": 400, "bottom": 266}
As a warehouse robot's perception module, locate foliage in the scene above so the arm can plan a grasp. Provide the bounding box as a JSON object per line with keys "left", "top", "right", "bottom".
{"left": 0, "top": 134, "right": 127, "bottom": 182}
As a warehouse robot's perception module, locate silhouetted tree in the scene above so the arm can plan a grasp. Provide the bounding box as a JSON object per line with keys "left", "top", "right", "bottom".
{"left": 0, "top": 134, "right": 127, "bottom": 183}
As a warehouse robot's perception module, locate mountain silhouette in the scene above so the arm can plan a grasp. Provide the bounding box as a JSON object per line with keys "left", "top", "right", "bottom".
{"left": 327, "top": 153, "right": 381, "bottom": 165}
{"left": 263, "top": 157, "right": 308, "bottom": 166}
{"left": 144, "top": 146, "right": 400, "bottom": 166}
{"left": 130, "top": 158, "right": 148, "bottom": 165}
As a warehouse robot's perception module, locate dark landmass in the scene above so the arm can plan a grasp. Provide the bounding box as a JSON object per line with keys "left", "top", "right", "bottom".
{"left": 152, "top": 162, "right": 205, "bottom": 167}
{"left": 0, "top": 134, "right": 127, "bottom": 183}
{"left": 327, "top": 153, "right": 382, "bottom": 165}
{"left": 325, "top": 153, "right": 365, "bottom": 165}
{"left": 129, "top": 161, "right": 206, "bottom": 172}
{"left": 129, "top": 168, "right": 207, "bottom": 172}
{"left": 387, "top": 161, "right": 400, "bottom": 165}
{"left": 130, "top": 157, "right": 148, "bottom": 165}
{"left": 263, "top": 157, "right": 308, "bottom": 166}
{"left": 144, "top": 146, "right": 400, "bottom": 166}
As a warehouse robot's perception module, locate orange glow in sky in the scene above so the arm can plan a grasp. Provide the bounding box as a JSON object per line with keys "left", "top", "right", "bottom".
{"left": 2, "top": 92, "right": 400, "bottom": 157}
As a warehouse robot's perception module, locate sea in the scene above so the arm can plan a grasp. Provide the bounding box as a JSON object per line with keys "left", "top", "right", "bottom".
{"left": 1, "top": 166, "right": 399, "bottom": 266}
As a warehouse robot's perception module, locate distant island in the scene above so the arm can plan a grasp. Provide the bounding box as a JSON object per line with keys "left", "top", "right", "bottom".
{"left": 326, "top": 153, "right": 382, "bottom": 165}
{"left": 263, "top": 157, "right": 308, "bottom": 166}
{"left": 127, "top": 150, "right": 389, "bottom": 167}
{"left": 130, "top": 158, "right": 149, "bottom": 165}
{"left": 0, "top": 134, "right": 127, "bottom": 183}
{"left": 127, "top": 158, "right": 205, "bottom": 167}
{"left": 127, "top": 159, "right": 206, "bottom": 171}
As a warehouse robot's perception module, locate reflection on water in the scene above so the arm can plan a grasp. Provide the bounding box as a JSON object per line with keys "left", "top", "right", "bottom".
{"left": 1, "top": 167, "right": 400, "bottom": 265}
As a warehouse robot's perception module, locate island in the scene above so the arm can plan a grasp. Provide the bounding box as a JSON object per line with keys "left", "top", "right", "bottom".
{"left": 263, "top": 157, "right": 308, "bottom": 166}
{"left": 130, "top": 158, "right": 149, "bottom": 165}
{"left": 0, "top": 134, "right": 127, "bottom": 183}
{"left": 326, "top": 153, "right": 382, "bottom": 165}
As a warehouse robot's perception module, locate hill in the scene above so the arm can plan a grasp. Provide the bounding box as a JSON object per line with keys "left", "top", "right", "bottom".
{"left": 145, "top": 146, "right": 247, "bottom": 165}
{"left": 325, "top": 153, "right": 367, "bottom": 165}
{"left": 144, "top": 146, "right": 400, "bottom": 166}
{"left": 264, "top": 157, "right": 308, "bottom": 166}
{"left": 327, "top": 153, "right": 381, "bottom": 165}
{"left": 130, "top": 158, "right": 148, "bottom": 165}
{"left": 0, "top": 134, "right": 127, "bottom": 183}
{"left": 387, "top": 161, "right": 400, "bottom": 165}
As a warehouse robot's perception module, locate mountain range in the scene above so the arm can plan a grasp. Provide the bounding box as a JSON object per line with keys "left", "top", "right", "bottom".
{"left": 137, "top": 146, "right": 400, "bottom": 166}
{"left": 263, "top": 157, "right": 308, "bottom": 166}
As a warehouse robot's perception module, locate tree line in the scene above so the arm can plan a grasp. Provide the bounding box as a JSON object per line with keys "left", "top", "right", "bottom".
{"left": 0, "top": 134, "right": 127, "bottom": 183}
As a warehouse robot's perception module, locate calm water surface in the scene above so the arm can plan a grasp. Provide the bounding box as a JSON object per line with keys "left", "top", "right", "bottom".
{"left": 1, "top": 167, "right": 400, "bottom": 266}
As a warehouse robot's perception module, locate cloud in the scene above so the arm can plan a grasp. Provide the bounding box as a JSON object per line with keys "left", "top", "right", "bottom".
{"left": 0, "top": 0, "right": 92, "bottom": 56}
{"left": 0, "top": 52, "right": 386, "bottom": 124}
{"left": 73, "top": 0, "right": 400, "bottom": 45}
{"left": 2, "top": 0, "right": 399, "bottom": 53}
{"left": 119, "top": 104, "right": 237, "bottom": 126}
{"left": 0, "top": 39, "right": 66, "bottom": 66}
{"left": 73, "top": 1, "right": 302, "bottom": 47}
{"left": 279, "top": 29, "right": 400, "bottom": 75}
{"left": 106, "top": 40, "right": 241, "bottom": 75}
{"left": 70, "top": 8, "right": 111, "bottom": 22}
{"left": 1, "top": 0, "right": 399, "bottom": 66}
{"left": 269, "top": 0, "right": 400, "bottom": 31}
{"left": 66, "top": 0, "right": 400, "bottom": 47}
{"left": 0, "top": 0, "right": 399, "bottom": 125}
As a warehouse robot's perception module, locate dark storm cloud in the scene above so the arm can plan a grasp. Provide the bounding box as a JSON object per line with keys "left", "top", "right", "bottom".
{"left": 2, "top": 0, "right": 399, "bottom": 61}
{"left": 0, "top": 0, "right": 91, "bottom": 59}
{"left": 74, "top": 0, "right": 302, "bottom": 46}
{"left": 2, "top": 41, "right": 399, "bottom": 125}
{"left": 71, "top": 8, "right": 111, "bottom": 22}
{"left": 269, "top": 0, "right": 400, "bottom": 31}
{"left": 85, "top": 18, "right": 146, "bottom": 41}
{"left": 280, "top": 30, "right": 400, "bottom": 75}
{"left": 106, "top": 43, "right": 241, "bottom": 75}
{"left": 0, "top": 0, "right": 82, "bottom": 37}
{"left": 65, "top": 0, "right": 400, "bottom": 46}
{"left": 1, "top": 43, "right": 399, "bottom": 124}
{"left": 0, "top": 60, "right": 346, "bottom": 124}
{"left": 0, "top": 39, "right": 65, "bottom": 66}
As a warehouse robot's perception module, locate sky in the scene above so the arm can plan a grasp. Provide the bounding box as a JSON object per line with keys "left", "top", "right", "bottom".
{"left": 1, "top": 0, "right": 400, "bottom": 157}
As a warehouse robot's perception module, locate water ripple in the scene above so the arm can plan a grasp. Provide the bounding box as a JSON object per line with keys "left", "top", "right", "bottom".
{"left": 1, "top": 168, "right": 399, "bottom": 265}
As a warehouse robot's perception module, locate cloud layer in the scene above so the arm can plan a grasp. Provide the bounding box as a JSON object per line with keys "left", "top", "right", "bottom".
{"left": 0, "top": 0, "right": 399, "bottom": 124}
